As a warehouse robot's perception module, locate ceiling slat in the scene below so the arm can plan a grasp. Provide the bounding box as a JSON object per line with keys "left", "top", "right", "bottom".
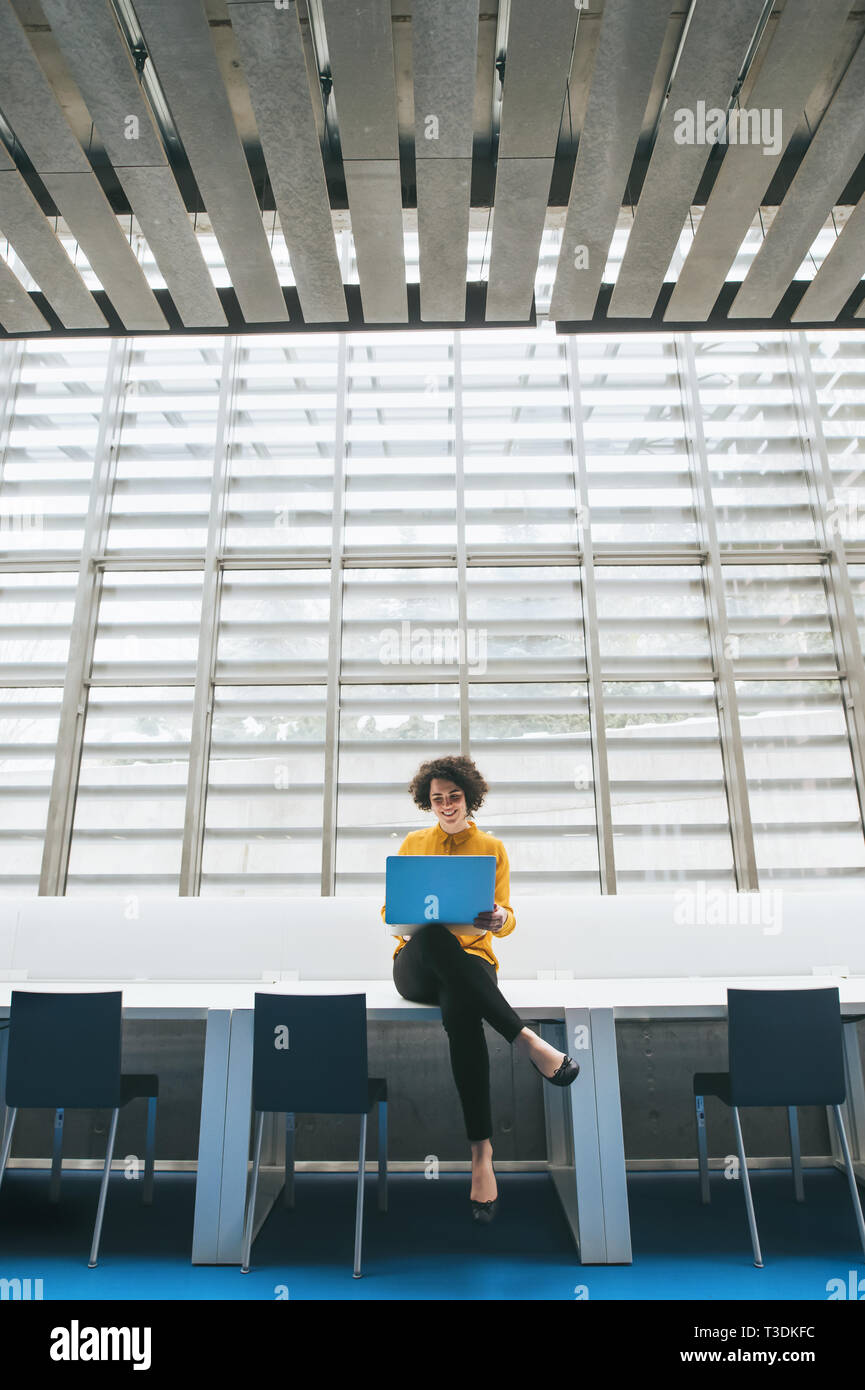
{"left": 791, "top": 195, "right": 865, "bottom": 322}
{"left": 42, "top": 0, "right": 168, "bottom": 169}
{"left": 227, "top": 0, "right": 347, "bottom": 324}
{"left": 0, "top": 4, "right": 90, "bottom": 174}
{"left": 608, "top": 0, "right": 768, "bottom": 319}
{"left": 665, "top": 0, "right": 852, "bottom": 322}
{"left": 0, "top": 256, "right": 50, "bottom": 333}
{"left": 485, "top": 158, "right": 555, "bottom": 321}
{"left": 412, "top": 0, "right": 478, "bottom": 322}
{"left": 729, "top": 30, "right": 865, "bottom": 319}
{"left": 548, "top": 0, "right": 670, "bottom": 322}
{"left": 341, "top": 161, "right": 408, "bottom": 324}
{"left": 485, "top": 0, "right": 578, "bottom": 321}
{"left": 38, "top": 0, "right": 226, "bottom": 329}
{"left": 322, "top": 0, "right": 407, "bottom": 323}
{"left": 0, "top": 171, "right": 108, "bottom": 329}
{"left": 116, "top": 167, "right": 231, "bottom": 328}
{"left": 40, "top": 171, "right": 170, "bottom": 329}
{"left": 415, "top": 159, "right": 472, "bottom": 322}
{"left": 494, "top": 0, "right": 578, "bottom": 161}
{"left": 0, "top": 0, "right": 167, "bottom": 330}
{"left": 0, "top": 0, "right": 862, "bottom": 338}
{"left": 132, "top": 0, "right": 288, "bottom": 325}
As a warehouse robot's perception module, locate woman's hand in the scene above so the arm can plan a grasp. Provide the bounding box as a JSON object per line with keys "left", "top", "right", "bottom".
{"left": 472, "top": 902, "right": 507, "bottom": 933}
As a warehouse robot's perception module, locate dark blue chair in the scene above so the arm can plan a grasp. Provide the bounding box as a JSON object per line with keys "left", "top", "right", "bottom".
{"left": 0, "top": 991, "right": 158, "bottom": 1267}
{"left": 241, "top": 993, "right": 387, "bottom": 1278}
{"left": 693, "top": 987, "right": 865, "bottom": 1266}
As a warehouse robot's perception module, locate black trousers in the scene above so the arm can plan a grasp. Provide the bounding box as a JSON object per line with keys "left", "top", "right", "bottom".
{"left": 392, "top": 922, "right": 525, "bottom": 1142}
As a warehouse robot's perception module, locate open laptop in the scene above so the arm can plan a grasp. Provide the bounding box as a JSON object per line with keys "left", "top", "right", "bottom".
{"left": 384, "top": 855, "right": 497, "bottom": 936}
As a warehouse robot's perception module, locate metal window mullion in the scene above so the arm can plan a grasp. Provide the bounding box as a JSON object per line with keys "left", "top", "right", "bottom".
{"left": 320, "top": 331, "right": 348, "bottom": 895}
{"left": 0, "top": 339, "right": 24, "bottom": 495}
{"left": 788, "top": 330, "right": 865, "bottom": 841}
{"left": 676, "top": 333, "right": 758, "bottom": 891}
{"left": 454, "top": 332, "right": 470, "bottom": 753}
{"left": 38, "top": 336, "right": 130, "bottom": 896}
{"left": 179, "top": 335, "right": 238, "bottom": 896}
{"left": 565, "top": 336, "right": 615, "bottom": 893}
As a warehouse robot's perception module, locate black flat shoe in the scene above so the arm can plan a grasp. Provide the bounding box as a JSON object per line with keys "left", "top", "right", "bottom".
{"left": 470, "top": 1198, "right": 497, "bottom": 1224}
{"left": 531, "top": 1054, "right": 580, "bottom": 1087}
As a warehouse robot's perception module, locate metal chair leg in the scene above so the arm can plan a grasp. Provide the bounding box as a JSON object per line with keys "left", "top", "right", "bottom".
{"left": 787, "top": 1105, "right": 804, "bottom": 1203}
{"left": 284, "top": 1112, "right": 295, "bottom": 1209}
{"left": 50, "top": 1108, "right": 64, "bottom": 1203}
{"left": 353, "top": 1111, "right": 368, "bottom": 1279}
{"left": 831, "top": 1105, "right": 865, "bottom": 1256}
{"left": 241, "top": 1112, "right": 265, "bottom": 1273}
{"left": 0, "top": 1106, "right": 18, "bottom": 1194}
{"left": 142, "top": 1097, "right": 157, "bottom": 1206}
{"left": 377, "top": 1100, "right": 387, "bottom": 1214}
{"left": 695, "top": 1094, "right": 710, "bottom": 1204}
{"left": 731, "top": 1106, "right": 763, "bottom": 1268}
{"left": 88, "top": 1108, "right": 119, "bottom": 1268}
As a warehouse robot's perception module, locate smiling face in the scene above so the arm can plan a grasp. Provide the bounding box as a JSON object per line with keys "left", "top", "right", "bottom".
{"left": 429, "top": 777, "right": 470, "bottom": 834}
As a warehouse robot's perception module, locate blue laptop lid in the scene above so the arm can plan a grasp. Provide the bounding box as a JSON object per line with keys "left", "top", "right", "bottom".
{"left": 385, "top": 855, "right": 497, "bottom": 925}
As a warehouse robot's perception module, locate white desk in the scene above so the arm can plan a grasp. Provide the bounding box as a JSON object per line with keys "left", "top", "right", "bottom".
{"left": 0, "top": 979, "right": 595, "bottom": 1264}
{"left": 4, "top": 882, "right": 865, "bottom": 1267}
{"left": 215, "top": 975, "right": 865, "bottom": 1268}
{"left": 5, "top": 974, "right": 861, "bottom": 1266}
{"left": 0, "top": 980, "right": 241, "bottom": 1266}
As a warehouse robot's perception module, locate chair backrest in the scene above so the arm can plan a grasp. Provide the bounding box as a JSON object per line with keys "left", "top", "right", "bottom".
{"left": 5, "top": 991, "right": 123, "bottom": 1109}
{"left": 252, "top": 993, "right": 370, "bottom": 1115}
{"left": 727, "top": 987, "right": 846, "bottom": 1107}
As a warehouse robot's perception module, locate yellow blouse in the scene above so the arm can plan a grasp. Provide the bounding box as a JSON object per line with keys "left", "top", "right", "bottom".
{"left": 381, "top": 820, "right": 516, "bottom": 971}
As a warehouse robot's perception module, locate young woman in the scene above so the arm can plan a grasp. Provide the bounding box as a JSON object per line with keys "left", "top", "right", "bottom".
{"left": 381, "top": 754, "right": 579, "bottom": 1223}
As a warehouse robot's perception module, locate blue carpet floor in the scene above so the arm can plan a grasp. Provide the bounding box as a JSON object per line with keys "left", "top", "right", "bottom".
{"left": 0, "top": 1167, "right": 863, "bottom": 1300}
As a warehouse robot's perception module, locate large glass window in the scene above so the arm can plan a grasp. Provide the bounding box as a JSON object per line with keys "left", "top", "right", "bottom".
{"left": 462, "top": 327, "right": 578, "bottom": 550}
{"left": 468, "top": 682, "right": 598, "bottom": 891}
{"left": 343, "top": 335, "right": 456, "bottom": 554}
{"left": 0, "top": 572, "right": 77, "bottom": 679}
{"left": 107, "top": 339, "right": 224, "bottom": 554}
{"left": 1, "top": 341, "right": 108, "bottom": 556}
{"left": 342, "top": 567, "right": 459, "bottom": 680}
{"left": 576, "top": 336, "right": 694, "bottom": 548}
{"left": 215, "top": 570, "right": 330, "bottom": 681}
{"left": 226, "top": 335, "right": 338, "bottom": 553}
{"left": 737, "top": 679, "right": 865, "bottom": 886}
{"left": 808, "top": 332, "right": 865, "bottom": 545}
{"left": 335, "top": 684, "right": 461, "bottom": 893}
{"left": 595, "top": 566, "right": 711, "bottom": 677}
{"left": 91, "top": 572, "right": 204, "bottom": 681}
{"left": 465, "top": 566, "right": 584, "bottom": 679}
{"left": 693, "top": 334, "right": 817, "bottom": 548}
{"left": 4, "top": 312, "right": 865, "bottom": 897}
{"left": 66, "top": 688, "right": 193, "bottom": 894}
{"left": 201, "top": 685, "right": 326, "bottom": 896}
{"left": 0, "top": 688, "right": 63, "bottom": 893}
{"left": 722, "top": 564, "right": 836, "bottom": 674}
{"left": 603, "top": 681, "right": 734, "bottom": 887}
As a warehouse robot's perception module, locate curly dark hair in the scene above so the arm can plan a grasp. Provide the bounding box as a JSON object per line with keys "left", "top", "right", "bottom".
{"left": 408, "top": 754, "right": 489, "bottom": 815}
